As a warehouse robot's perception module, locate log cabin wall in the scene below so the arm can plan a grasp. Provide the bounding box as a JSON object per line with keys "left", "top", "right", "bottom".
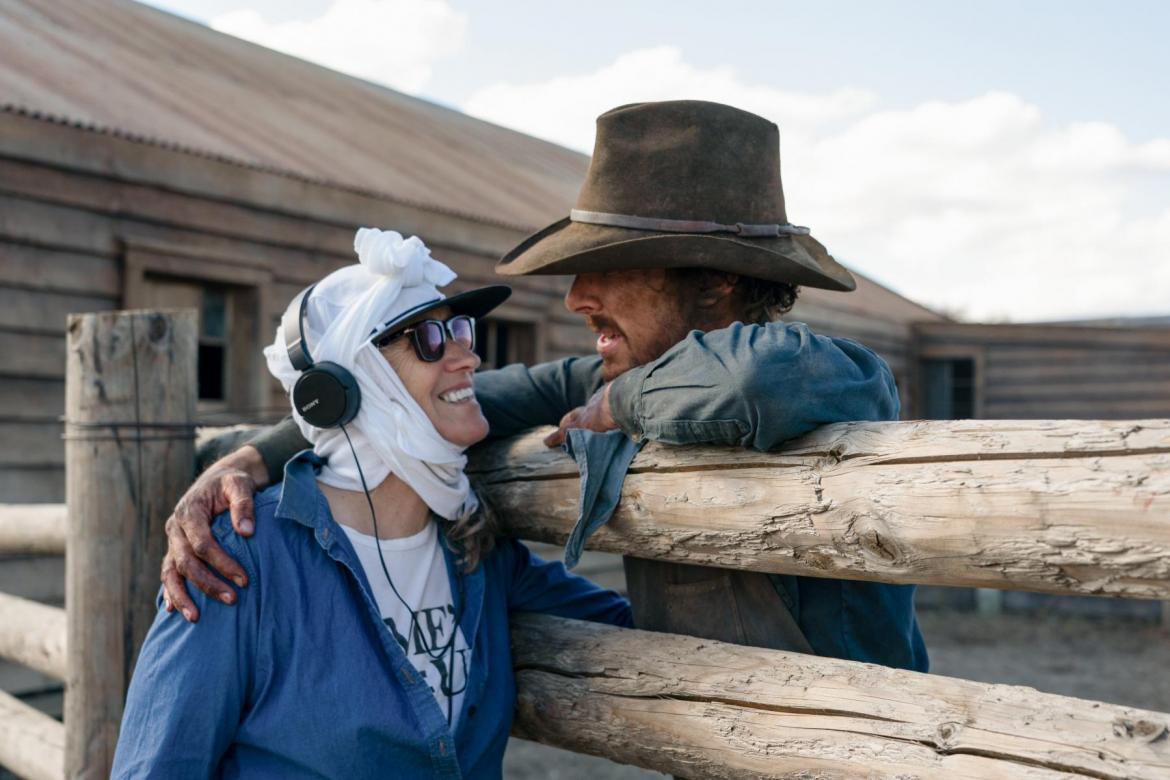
{"left": 912, "top": 321, "right": 1170, "bottom": 421}
{"left": 0, "top": 108, "right": 589, "bottom": 505}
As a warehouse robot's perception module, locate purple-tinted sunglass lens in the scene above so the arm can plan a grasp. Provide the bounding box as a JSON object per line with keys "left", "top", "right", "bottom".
{"left": 450, "top": 316, "right": 474, "bottom": 349}
{"left": 418, "top": 322, "right": 445, "bottom": 359}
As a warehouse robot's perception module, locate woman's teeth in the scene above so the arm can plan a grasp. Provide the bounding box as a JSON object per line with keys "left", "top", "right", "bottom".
{"left": 439, "top": 387, "right": 476, "bottom": 404}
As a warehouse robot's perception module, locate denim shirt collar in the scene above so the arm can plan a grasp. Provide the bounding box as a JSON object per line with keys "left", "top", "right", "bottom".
{"left": 274, "top": 449, "right": 330, "bottom": 530}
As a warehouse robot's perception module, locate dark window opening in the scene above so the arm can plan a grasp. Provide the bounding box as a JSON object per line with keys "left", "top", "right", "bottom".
{"left": 198, "top": 343, "right": 226, "bottom": 401}
{"left": 199, "top": 286, "right": 229, "bottom": 401}
{"left": 474, "top": 319, "right": 536, "bottom": 370}
{"left": 921, "top": 358, "right": 976, "bottom": 419}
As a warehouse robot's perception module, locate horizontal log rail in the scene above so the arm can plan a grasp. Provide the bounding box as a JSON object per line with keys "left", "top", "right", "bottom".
{"left": 0, "top": 689, "right": 65, "bottom": 780}
{"left": 0, "top": 592, "right": 67, "bottom": 681}
{"left": 511, "top": 614, "right": 1170, "bottom": 780}
{"left": 0, "top": 504, "right": 66, "bottom": 556}
{"left": 469, "top": 419, "right": 1170, "bottom": 599}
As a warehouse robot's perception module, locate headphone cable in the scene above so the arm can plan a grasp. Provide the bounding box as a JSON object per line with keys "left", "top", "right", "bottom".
{"left": 339, "top": 423, "right": 465, "bottom": 725}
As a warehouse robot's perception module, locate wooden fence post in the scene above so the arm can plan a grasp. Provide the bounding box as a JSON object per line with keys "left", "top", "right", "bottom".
{"left": 64, "top": 310, "right": 196, "bottom": 779}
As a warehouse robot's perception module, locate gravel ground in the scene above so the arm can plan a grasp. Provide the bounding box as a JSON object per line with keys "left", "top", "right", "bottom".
{"left": 501, "top": 609, "right": 1170, "bottom": 778}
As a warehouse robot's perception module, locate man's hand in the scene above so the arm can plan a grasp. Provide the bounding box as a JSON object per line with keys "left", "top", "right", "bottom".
{"left": 161, "top": 445, "right": 268, "bottom": 622}
{"left": 543, "top": 382, "right": 617, "bottom": 447}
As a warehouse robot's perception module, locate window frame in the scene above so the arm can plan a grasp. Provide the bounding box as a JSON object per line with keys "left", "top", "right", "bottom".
{"left": 121, "top": 237, "right": 274, "bottom": 422}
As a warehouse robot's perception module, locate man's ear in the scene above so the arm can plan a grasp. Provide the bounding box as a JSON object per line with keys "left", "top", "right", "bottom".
{"left": 694, "top": 272, "right": 739, "bottom": 309}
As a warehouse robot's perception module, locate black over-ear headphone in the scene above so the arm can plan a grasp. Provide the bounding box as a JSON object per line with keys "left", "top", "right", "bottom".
{"left": 283, "top": 284, "right": 362, "bottom": 428}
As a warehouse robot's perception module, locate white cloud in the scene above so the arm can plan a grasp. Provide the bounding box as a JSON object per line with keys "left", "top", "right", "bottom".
{"left": 464, "top": 50, "right": 1170, "bottom": 321}
{"left": 464, "top": 46, "right": 876, "bottom": 153}
{"left": 212, "top": 0, "right": 466, "bottom": 93}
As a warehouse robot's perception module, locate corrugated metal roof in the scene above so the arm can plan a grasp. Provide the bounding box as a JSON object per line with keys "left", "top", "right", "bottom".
{"left": 0, "top": 0, "right": 589, "bottom": 230}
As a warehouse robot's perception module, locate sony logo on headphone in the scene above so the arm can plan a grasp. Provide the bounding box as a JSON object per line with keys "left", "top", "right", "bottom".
{"left": 300, "top": 398, "right": 321, "bottom": 412}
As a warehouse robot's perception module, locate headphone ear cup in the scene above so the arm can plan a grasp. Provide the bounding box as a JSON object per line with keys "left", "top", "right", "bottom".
{"left": 292, "top": 362, "right": 361, "bottom": 428}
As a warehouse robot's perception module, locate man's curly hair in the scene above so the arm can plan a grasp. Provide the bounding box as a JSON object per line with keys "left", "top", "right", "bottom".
{"left": 671, "top": 268, "right": 800, "bottom": 324}
{"left": 735, "top": 274, "right": 800, "bottom": 324}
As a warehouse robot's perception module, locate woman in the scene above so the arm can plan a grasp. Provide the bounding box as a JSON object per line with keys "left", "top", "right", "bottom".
{"left": 112, "top": 228, "right": 632, "bottom": 779}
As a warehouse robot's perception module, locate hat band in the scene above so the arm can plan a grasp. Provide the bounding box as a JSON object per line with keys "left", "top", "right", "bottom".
{"left": 570, "top": 209, "right": 810, "bottom": 238}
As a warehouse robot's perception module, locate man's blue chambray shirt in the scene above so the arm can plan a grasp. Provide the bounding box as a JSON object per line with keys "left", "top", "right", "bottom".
{"left": 111, "top": 453, "right": 632, "bottom": 779}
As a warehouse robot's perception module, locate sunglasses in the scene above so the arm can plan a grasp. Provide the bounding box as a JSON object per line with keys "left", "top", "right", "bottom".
{"left": 372, "top": 314, "right": 476, "bottom": 362}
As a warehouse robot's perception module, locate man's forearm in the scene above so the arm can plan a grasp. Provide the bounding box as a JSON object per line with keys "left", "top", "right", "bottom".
{"left": 245, "top": 418, "right": 310, "bottom": 485}
{"left": 473, "top": 356, "right": 605, "bottom": 439}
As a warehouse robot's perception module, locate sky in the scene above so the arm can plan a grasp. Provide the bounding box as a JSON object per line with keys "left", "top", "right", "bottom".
{"left": 142, "top": 0, "right": 1170, "bottom": 322}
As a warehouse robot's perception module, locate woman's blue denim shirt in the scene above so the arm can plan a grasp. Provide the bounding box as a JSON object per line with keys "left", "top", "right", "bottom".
{"left": 112, "top": 452, "right": 632, "bottom": 779}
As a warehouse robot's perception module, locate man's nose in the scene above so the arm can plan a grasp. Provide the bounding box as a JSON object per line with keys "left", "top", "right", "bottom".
{"left": 564, "top": 274, "right": 601, "bottom": 314}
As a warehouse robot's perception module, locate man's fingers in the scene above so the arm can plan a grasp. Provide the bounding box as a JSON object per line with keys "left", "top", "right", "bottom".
{"left": 168, "top": 516, "right": 240, "bottom": 602}
{"left": 544, "top": 410, "right": 579, "bottom": 448}
{"left": 223, "top": 475, "right": 256, "bottom": 536}
{"left": 185, "top": 527, "right": 247, "bottom": 590}
{"left": 162, "top": 568, "right": 199, "bottom": 622}
{"left": 161, "top": 553, "right": 199, "bottom": 622}
{"left": 175, "top": 549, "right": 237, "bottom": 606}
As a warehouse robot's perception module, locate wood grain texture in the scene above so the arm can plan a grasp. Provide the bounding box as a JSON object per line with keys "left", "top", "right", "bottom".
{"left": 469, "top": 420, "right": 1170, "bottom": 598}
{"left": 0, "top": 688, "right": 64, "bottom": 780}
{"left": 0, "top": 504, "right": 65, "bottom": 555}
{"left": 511, "top": 614, "right": 1170, "bottom": 780}
{"left": 64, "top": 309, "right": 196, "bottom": 780}
{"left": 0, "top": 592, "right": 66, "bottom": 680}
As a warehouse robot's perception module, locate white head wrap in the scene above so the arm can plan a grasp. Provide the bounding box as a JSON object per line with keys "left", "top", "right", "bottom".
{"left": 264, "top": 228, "right": 479, "bottom": 520}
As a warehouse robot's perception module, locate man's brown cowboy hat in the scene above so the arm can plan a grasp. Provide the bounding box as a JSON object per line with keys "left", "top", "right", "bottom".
{"left": 496, "top": 100, "right": 855, "bottom": 292}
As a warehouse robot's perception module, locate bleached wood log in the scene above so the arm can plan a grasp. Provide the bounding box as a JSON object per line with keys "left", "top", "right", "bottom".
{"left": 0, "top": 504, "right": 66, "bottom": 555}
{"left": 0, "top": 688, "right": 64, "bottom": 780}
{"left": 0, "top": 592, "right": 66, "bottom": 680}
{"left": 64, "top": 310, "right": 196, "bottom": 780}
{"left": 511, "top": 613, "right": 1170, "bottom": 780}
{"left": 469, "top": 419, "right": 1170, "bottom": 599}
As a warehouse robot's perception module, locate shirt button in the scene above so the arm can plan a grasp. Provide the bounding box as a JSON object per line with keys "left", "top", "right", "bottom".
{"left": 400, "top": 668, "right": 416, "bottom": 684}
{"left": 468, "top": 705, "right": 477, "bottom": 718}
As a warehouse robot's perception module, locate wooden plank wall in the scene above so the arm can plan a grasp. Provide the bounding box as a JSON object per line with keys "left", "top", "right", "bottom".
{"left": 0, "top": 111, "right": 578, "bottom": 505}
{"left": 914, "top": 322, "right": 1170, "bottom": 420}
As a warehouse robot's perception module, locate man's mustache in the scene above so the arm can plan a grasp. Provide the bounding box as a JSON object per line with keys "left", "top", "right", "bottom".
{"left": 585, "top": 316, "right": 623, "bottom": 338}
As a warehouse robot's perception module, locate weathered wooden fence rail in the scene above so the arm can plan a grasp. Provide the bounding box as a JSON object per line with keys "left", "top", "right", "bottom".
{"left": 0, "top": 504, "right": 66, "bottom": 556}
{"left": 469, "top": 420, "right": 1170, "bottom": 599}
{"left": 511, "top": 613, "right": 1169, "bottom": 779}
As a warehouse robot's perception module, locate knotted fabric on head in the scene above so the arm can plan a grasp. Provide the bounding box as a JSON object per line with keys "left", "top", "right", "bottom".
{"left": 264, "top": 228, "right": 479, "bottom": 521}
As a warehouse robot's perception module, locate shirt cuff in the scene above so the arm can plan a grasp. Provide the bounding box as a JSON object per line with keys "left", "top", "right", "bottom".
{"left": 608, "top": 364, "right": 653, "bottom": 439}
{"left": 247, "top": 417, "right": 310, "bottom": 484}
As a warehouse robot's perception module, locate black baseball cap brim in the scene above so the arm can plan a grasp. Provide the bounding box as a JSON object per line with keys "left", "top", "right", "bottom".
{"left": 368, "top": 284, "right": 511, "bottom": 343}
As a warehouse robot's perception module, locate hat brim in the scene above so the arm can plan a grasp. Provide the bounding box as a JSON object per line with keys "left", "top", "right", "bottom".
{"left": 496, "top": 218, "right": 855, "bottom": 292}
{"left": 369, "top": 284, "right": 511, "bottom": 342}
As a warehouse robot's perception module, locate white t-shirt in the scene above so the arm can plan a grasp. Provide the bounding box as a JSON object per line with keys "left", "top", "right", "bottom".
{"left": 340, "top": 520, "right": 470, "bottom": 729}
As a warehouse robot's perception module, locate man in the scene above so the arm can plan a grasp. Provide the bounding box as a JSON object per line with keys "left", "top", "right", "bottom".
{"left": 164, "top": 100, "right": 926, "bottom": 670}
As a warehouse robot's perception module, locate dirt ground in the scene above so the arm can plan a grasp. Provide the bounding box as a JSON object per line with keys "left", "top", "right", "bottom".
{"left": 501, "top": 609, "right": 1170, "bottom": 779}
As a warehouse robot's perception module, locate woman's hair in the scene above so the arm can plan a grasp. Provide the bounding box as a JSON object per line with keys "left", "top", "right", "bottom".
{"left": 442, "top": 491, "right": 496, "bottom": 572}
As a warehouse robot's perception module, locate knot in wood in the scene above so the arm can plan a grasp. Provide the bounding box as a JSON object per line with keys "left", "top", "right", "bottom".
{"left": 935, "top": 720, "right": 963, "bottom": 748}
{"left": 1113, "top": 716, "right": 1168, "bottom": 743}
{"left": 148, "top": 314, "right": 169, "bottom": 343}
